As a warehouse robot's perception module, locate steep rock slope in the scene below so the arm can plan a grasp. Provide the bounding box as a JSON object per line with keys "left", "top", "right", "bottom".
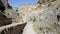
{"left": 0, "top": 0, "right": 60, "bottom": 34}
{"left": 18, "top": 0, "right": 60, "bottom": 34}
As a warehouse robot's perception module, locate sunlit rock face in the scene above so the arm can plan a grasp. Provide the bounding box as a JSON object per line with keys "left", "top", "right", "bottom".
{"left": 18, "top": 0, "right": 60, "bottom": 34}
{"left": 0, "top": 0, "right": 60, "bottom": 34}
{"left": 4, "top": 9, "right": 22, "bottom": 23}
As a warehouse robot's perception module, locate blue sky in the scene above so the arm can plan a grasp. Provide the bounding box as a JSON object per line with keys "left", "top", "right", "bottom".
{"left": 8, "top": 0, "right": 38, "bottom": 7}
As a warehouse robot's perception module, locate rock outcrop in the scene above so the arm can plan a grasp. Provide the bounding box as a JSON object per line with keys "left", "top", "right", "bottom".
{"left": 0, "top": 0, "right": 60, "bottom": 34}
{"left": 0, "top": 0, "right": 12, "bottom": 13}
{"left": 0, "top": 0, "right": 12, "bottom": 26}
{"left": 17, "top": 0, "right": 60, "bottom": 34}
{"left": 0, "top": 0, "right": 26, "bottom": 34}
{"left": 0, "top": 23, "right": 27, "bottom": 34}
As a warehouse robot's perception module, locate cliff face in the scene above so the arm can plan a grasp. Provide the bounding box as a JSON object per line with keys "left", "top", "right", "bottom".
{"left": 0, "top": 0, "right": 12, "bottom": 12}
{"left": 1, "top": 0, "right": 8, "bottom": 9}
{"left": 0, "top": 0, "right": 60, "bottom": 34}
{"left": 17, "top": 0, "right": 60, "bottom": 34}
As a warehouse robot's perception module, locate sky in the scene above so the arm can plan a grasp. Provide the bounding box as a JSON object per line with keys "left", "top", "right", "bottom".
{"left": 8, "top": 0, "right": 38, "bottom": 7}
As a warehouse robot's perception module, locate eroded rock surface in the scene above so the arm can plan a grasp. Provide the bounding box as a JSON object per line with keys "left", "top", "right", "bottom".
{"left": 17, "top": 0, "right": 60, "bottom": 34}
{"left": 0, "top": 0, "right": 12, "bottom": 13}
{"left": 0, "top": 0, "right": 60, "bottom": 34}
{"left": 0, "top": 23, "right": 27, "bottom": 34}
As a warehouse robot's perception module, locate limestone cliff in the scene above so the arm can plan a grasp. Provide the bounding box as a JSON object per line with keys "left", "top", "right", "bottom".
{"left": 17, "top": 0, "right": 60, "bottom": 34}
{"left": 0, "top": 0, "right": 60, "bottom": 34}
